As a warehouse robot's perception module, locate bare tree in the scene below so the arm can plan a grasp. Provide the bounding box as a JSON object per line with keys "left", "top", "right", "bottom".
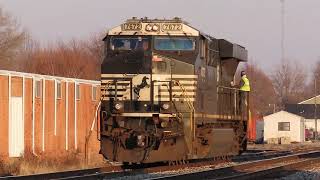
{"left": 21, "top": 38, "right": 101, "bottom": 80}
{"left": 86, "top": 32, "right": 105, "bottom": 64}
{"left": 305, "top": 59, "right": 320, "bottom": 99}
{"left": 0, "top": 7, "right": 26, "bottom": 69}
{"left": 272, "top": 60, "right": 308, "bottom": 108}
{"left": 17, "top": 34, "right": 40, "bottom": 72}
{"left": 0, "top": 6, "right": 102, "bottom": 80}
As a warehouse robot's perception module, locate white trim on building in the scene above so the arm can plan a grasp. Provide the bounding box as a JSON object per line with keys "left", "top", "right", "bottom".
{"left": 0, "top": 70, "right": 100, "bottom": 86}
{"left": 299, "top": 95, "right": 320, "bottom": 104}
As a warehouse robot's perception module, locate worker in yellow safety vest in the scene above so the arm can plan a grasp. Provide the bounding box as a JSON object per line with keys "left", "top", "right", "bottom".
{"left": 239, "top": 71, "right": 250, "bottom": 115}
{"left": 240, "top": 71, "right": 250, "bottom": 92}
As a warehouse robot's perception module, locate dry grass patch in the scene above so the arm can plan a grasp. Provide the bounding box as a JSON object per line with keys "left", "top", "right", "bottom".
{"left": 0, "top": 150, "right": 107, "bottom": 176}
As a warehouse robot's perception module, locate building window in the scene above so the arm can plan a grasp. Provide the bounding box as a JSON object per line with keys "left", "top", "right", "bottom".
{"left": 35, "top": 80, "right": 42, "bottom": 98}
{"left": 92, "top": 86, "right": 97, "bottom": 101}
{"left": 56, "top": 81, "right": 62, "bottom": 99}
{"left": 278, "top": 122, "right": 290, "bottom": 131}
{"left": 76, "top": 84, "right": 80, "bottom": 100}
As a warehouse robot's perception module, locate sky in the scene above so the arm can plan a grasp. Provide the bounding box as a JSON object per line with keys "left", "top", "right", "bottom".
{"left": 0, "top": 0, "right": 320, "bottom": 72}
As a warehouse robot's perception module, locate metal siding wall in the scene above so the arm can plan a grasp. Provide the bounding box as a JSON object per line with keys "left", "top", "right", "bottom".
{"left": 74, "top": 82, "right": 77, "bottom": 150}
{"left": 9, "top": 97, "right": 24, "bottom": 157}
{"left": 56, "top": 82, "right": 66, "bottom": 151}
{"left": 0, "top": 71, "right": 101, "bottom": 158}
{"left": 45, "top": 81, "right": 55, "bottom": 153}
{"left": 24, "top": 78, "right": 33, "bottom": 152}
{"left": 78, "top": 84, "right": 90, "bottom": 152}
{"left": 11, "top": 77, "right": 22, "bottom": 97}
{"left": 87, "top": 85, "right": 101, "bottom": 160}
{"left": 42, "top": 79, "right": 45, "bottom": 151}
{"left": 35, "top": 80, "right": 43, "bottom": 153}
{"left": 0, "top": 76, "right": 9, "bottom": 156}
{"left": 68, "top": 83, "right": 75, "bottom": 149}
{"left": 77, "top": 84, "right": 83, "bottom": 152}
{"left": 65, "top": 81, "right": 69, "bottom": 150}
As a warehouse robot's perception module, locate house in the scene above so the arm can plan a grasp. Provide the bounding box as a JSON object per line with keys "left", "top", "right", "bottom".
{"left": 285, "top": 96, "right": 320, "bottom": 140}
{"left": 263, "top": 111, "right": 305, "bottom": 143}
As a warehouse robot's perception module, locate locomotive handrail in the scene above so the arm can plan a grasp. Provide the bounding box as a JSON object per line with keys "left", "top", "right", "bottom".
{"left": 152, "top": 80, "right": 173, "bottom": 106}
{"left": 100, "top": 81, "right": 112, "bottom": 100}
{"left": 218, "top": 85, "right": 241, "bottom": 91}
{"left": 174, "top": 80, "right": 195, "bottom": 111}
{"left": 101, "top": 79, "right": 133, "bottom": 102}
{"left": 217, "top": 85, "right": 249, "bottom": 121}
{"left": 174, "top": 80, "right": 196, "bottom": 155}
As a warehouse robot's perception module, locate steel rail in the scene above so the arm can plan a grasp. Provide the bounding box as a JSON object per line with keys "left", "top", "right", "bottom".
{"left": 215, "top": 157, "right": 320, "bottom": 180}
{"left": 51, "top": 150, "right": 314, "bottom": 179}
{"left": 147, "top": 151, "right": 320, "bottom": 180}
{"left": 0, "top": 166, "right": 123, "bottom": 180}
{"left": 2, "top": 149, "right": 318, "bottom": 180}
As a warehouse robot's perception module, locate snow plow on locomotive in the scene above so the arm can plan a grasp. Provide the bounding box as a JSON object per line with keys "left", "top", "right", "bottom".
{"left": 99, "top": 17, "right": 249, "bottom": 163}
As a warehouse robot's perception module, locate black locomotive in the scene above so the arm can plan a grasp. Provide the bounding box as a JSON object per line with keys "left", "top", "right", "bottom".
{"left": 100, "top": 17, "right": 248, "bottom": 163}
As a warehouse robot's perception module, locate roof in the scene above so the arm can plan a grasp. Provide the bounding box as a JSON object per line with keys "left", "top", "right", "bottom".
{"left": 299, "top": 95, "right": 320, "bottom": 104}
{"left": 0, "top": 69, "right": 100, "bottom": 85}
{"left": 285, "top": 104, "right": 320, "bottom": 119}
{"left": 106, "top": 17, "right": 199, "bottom": 37}
{"left": 263, "top": 110, "right": 304, "bottom": 120}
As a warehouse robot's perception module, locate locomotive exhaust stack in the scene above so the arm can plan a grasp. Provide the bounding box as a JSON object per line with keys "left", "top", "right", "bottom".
{"left": 100, "top": 17, "right": 248, "bottom": 163}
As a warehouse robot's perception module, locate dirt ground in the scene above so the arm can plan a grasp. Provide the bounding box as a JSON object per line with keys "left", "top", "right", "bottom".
{"left": 0, "top": 150, "right": 109, "bottom": 176}
{"left": 248, "top": 141, "right": 320, "bottom": 151}
{"left": 3, "top": 142, "right": 320, "bottom": 176}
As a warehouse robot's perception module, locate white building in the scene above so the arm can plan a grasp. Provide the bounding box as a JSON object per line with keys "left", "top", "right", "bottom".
{"left": 256, "top": 119, "right": 264, "bottom": 143}
{"left": 298, "top": 96, "right": 320, "bottom": 132}
{"left": 264, "top": 111, "right": 305, "bottom": 143}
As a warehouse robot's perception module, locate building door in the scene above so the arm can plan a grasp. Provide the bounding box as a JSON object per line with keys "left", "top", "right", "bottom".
{"left": 9, "top": 97, "right": 24, "bottom": 157}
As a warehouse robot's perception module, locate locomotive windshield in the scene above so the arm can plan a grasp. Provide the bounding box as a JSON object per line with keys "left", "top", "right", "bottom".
{"left": 111, "top": 37, "right": 149, "bottom": 51}
{"left": 154, "top": 37, "right": 195, "bottom": 51}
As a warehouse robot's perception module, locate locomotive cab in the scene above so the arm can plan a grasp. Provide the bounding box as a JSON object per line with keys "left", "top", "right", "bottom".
{"left": 100, "top": 17, "right": 248, "bottom": 163}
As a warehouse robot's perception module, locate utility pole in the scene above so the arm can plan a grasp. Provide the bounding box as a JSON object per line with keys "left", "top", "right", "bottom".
{"left": 315, "top": 78, "right": 318, "bottom": 139}
{"left": 280, "top": 0, "right": 285, "bottom": 62}
{"left": 273, "top": 104, "right": 276, "bottom": 113}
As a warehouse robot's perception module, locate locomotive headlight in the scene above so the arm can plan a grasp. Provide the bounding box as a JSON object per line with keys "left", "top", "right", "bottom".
{"left": 152, "top": 25, "right": 159, "bottom": 31}
{"left": 137, "top": 135, "right": 144, "bottom": 140}
{"left": 114, "top": 102, "right": 123, "bottom": 110}
{"left": 137, "top": 135, "right": 145, "bottom": 147}
{"left": 145, "top": 24, "right": 152, "bottom": 31}
{"left": 162, "top": 103, "right": 170, "bottom": 110}
{"left": 161, "top": 121, "right": 168, "bottom": 128}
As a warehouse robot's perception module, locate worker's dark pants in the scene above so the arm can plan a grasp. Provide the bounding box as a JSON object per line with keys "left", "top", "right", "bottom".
{"left": 239, "top": 91, "right": 249, "bottom": 118}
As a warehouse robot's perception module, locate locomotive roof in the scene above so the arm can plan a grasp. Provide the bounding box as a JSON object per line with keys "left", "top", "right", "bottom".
{"left": 106, "top": 17, "right": 199, "bottom": 37}
{"left": 104, "top": 17, "right": 247, "bottom": 57}
{"left": 105, "top": 17, "right": 235, "bottom": 41}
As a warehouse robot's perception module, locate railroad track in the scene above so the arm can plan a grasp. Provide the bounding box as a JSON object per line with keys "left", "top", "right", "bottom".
{"left": 1, "top": 149, "right": 319, "bottom": 180}
{"left": 149, "top": 151, "right": 320, "bottom": 180}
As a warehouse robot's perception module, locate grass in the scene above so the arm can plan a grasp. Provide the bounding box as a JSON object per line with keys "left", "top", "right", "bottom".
{"left": 0, "top": 149, "right": 107, "bottom": 176}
